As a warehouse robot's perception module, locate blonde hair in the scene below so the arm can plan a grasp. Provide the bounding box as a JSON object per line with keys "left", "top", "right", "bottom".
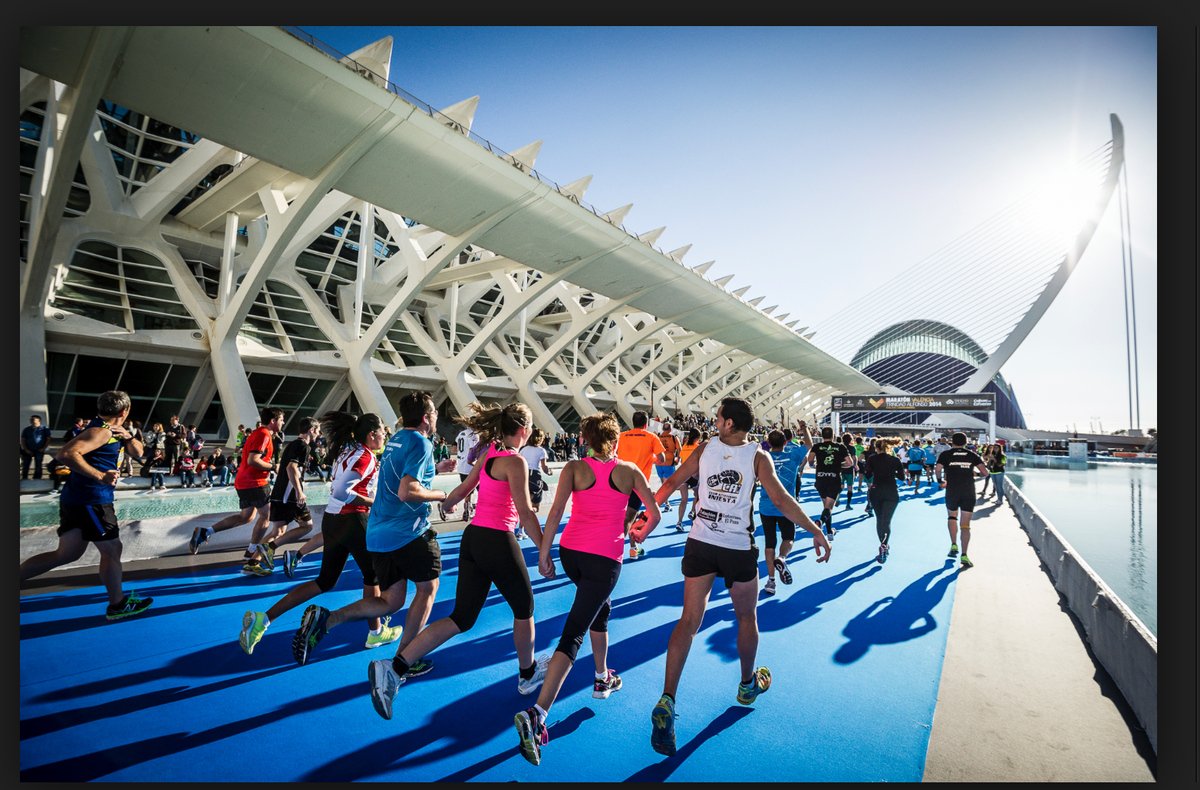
{"left": 455, "top": 402, "right": 532, "bottom": 449}
{"left": 876, "top": 437, "right": 902, "bottom": 453}
{"left": 580, "top": 413, "right": 620, "bottom": 456}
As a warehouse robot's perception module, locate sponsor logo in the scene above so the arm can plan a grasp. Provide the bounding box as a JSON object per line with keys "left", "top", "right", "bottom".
{"left": 696, "top": 508, "right": 719, "bottom": 522}
{"left": 944, "top": 398, "right": 954, "bottom": 405}
{"left": 707, "top": 469, "right": 742, "bottom": 492}
{"left": 870, "top": 397, "right": 886, "bottom": 408}
{"left": 834, "top": 398, "right": 842, "bottom": 408}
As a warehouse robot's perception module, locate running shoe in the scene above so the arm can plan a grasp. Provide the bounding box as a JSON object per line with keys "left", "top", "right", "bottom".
{"left": 293, "top": 605, "right": 329, "bottom": 666}
{"left": 189, "top": 526, "right": 211, "bottom": 555}
{"left": 960, "top": 555, "right": 974, "bottom": 568}
{"left": 688, "top": 509, "right": 695, "bottom": 521}
{"left": 402, "top": 658, "right": 435, "bottom": 678}
{"left": 368, "top": 658, "right": 404, "bottom": 720}
{"left": 240, "top": 611, "right": 268, "bottom": 654}
{"left": 259, "top": 542, "right": 276, "bottom": 570}
{"left": 105, "top": 591, "right": 153, "bottom": 621}
{"left": 876, "top": 543, "right": 889, "bottom": 564}
{"left": 514, "top": 528, "right": 528, "bottom": 541}
{"left": 283, "top": 549, "right": 301, "bottom": 579}
{"left": 650, "top": 694, "right": 677, "bottom": 757}
{"left": 629, "top": 544, "right": 639, "bottom": 561}
{"left": 593, "top": 669, "right": 622, "bottom": 699}
{"left": 517, "top": 653, "right": 552, "bottom": 695}
{"left": 774, "top": 557, "right": 792, "bottom": 585}
{"left": 241, "top": 562, "right": 271, "bottom": 577}
{"left": 463, "top": 500, "right": 475, "bottom": 524}
{"left": 365, "top": 617, "right": 402, "bottom": 649}
{"left": 865, "top": 507, "right": 874, "bottom": 516}
{"left": 674, "top": 524, "right": 685, "bottom": 533}
{"left": 515, "top": 707, "right": 549, "bottom": 766}
{"left": 948, "top": 544, "right": 959, "bottom": 558}
{"left": 736, "top": 666, "right": 772, "bottom": 705}
{"left": 827, "top": 526, "right": 837, "bottom": 539}
{"left": 764, "top": 578, "right": 776, "bottom": 596}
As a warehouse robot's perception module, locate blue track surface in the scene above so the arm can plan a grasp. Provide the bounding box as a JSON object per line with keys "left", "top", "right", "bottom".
{"left": 20, "top": 482, "right": 962, "bottom": 782}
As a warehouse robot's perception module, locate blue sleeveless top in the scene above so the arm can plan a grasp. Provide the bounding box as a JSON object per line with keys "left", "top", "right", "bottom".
{"left": 61, "top": 418, "right": 123, "bottom": 506}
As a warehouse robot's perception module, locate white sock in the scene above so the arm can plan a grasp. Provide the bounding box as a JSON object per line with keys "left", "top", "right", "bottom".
{"left": 596, "top": 669, "right": 608, "bottom": 681}
{"left": 370, "top": 625, "right": 382, "bottom": 635}
{"left": 247, "top": 543, "right": 258, "bottom": 553}
{"left": 262, "top": 616, "right": 271, "bottom": 629}
{"left": 534, "top": 703, "right": 548, "bottom": 723}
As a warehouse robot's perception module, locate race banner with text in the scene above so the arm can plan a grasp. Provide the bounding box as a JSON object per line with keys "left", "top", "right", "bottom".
{"left": 830, "top": 393, "right": 996, "bottom": 412}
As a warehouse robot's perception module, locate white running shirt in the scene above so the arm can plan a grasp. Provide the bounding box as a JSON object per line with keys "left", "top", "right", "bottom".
{"left": 455, "top": 429, "right": 479, "bottom": 475}
{"left": 326, "top": 444, "right": 378, "bottom": 515}
{"left": 691, "top": 436, "right": 759, "bottom": 551}
{"left": 519, "top": 445, "right": 546, "bottom": 472}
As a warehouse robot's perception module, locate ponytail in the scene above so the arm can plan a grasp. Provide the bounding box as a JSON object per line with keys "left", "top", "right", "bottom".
{"left": 455, "top": 402, "right": 532, "bottom": 450}
{"left": 320, "top": 411, "right": 382, "bottom": 462}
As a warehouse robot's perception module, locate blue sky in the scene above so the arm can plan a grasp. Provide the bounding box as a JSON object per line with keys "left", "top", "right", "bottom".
{"left": 303, "top": 26, "right": 1157, "bottom": 434}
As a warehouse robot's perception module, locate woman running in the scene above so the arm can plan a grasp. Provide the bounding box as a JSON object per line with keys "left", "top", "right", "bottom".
{"left": 864, "top": 437, "right": 904, "bottom": 564}
{"left": 367, "top": 402, "right": 550, "bottom": 719}
{"left": 514, "top": 413, "right": 660, "bottom": 765}
{"left": 239, "top": 412, "right": 401, "bottom": 655}
{"left": 840, "top": 433, "right": 857, "bottom": 509}
{"left": 519, "top": 428, "right": 553, "bottom": 517}
{"left": 859, "top": 439, "right": 877, "bottom": 516}
{"left": 673, "top": 428, "right": 702, "bottom": 532}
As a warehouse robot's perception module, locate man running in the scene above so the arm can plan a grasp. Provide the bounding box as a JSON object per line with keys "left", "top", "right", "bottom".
{"left": 923, "top": 439, "right": 937, "bottom": 486}
{"left": 759, "top": 429, "right": 808, "bottom": 595}
{"left": 906, "top": 440, "right": 925, "bottom": 494}
{"left": 641, "top": 397, "right": 831, "bottom": 756}
{"left": 935, "top": 432, "right": 989, "bottom": 568}
{"left": 455, "top": 423, "right": 480, "bottom": 523}
{"left": 242, "top": 417, "right": 320, "bottom": 577}
{"left": 806, "top": 425, "right": 855, "bottom": 539}
{"left": 615, "top": 411, "right": 666, "bottom": 560}
{"left": 20, "top": 391, "right": 153, "bottom": 620}
{"left": 190, "top": 408, "right": 284, "bottom": 564}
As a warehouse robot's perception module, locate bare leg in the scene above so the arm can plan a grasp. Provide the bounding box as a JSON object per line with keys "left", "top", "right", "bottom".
{"left": 296, "top": 531, "right": 324, "bottom": 559}
{"left": 266, "top": 580, "right": 323, "bottom": 622}
{"left": 94, "top": 539, "right": 125, "bottom": 607}
{"left": 269, "top": 519, "right": 313, "bottom": 547}
{"left": 676, "top": 486, "right": 688, "bottom": 526}
{"left": 589, "top": 628, "right": 609, "bottom": 675}
{"left": 396, "top": 614, "right": 460, "bottom": 665}
{"left": 365, "top": 585, "right": 381, "bottom": 631}
{"left": 396, "top": 579, "right": 439, "bottom": 654}
{"left": 325, "top": 580, "right": 408, "bottom": 631}
{"left": 947, "top": 512, "right": 959, "bottom": 546}
{"left": 210, "top": 506, "right": 257, "bottom": 533}
{"left": 535, "top": 651, "right": 574, "bottom": 715}
{"left": 662, "top": 574, "right": 717, "bottom": 699}
{"left": 765, "top": 547, "right": 776, "bottom": 580}
{"left": 778, "top": 538, "right": 793, "bottom": 560}
{"left": 20, "top": 529, "right": 87, "bottom": 581}
{"left": 960, "top": 512, "right": 973, "bottom": 555}
{"left": 728, "top": 578, "right": 760, "bottom": 682}
{"left": 513, "top": 616, "right": 536, "bottom": 670}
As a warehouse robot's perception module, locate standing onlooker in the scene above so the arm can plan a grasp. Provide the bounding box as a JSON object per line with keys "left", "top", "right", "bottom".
{"left": 21, "top": 414, "right": 52, "bottom": 479}
{"left": 64, "top": 417, "right": 87, "bottom": 442}
{"left": 163, "top": 415, "right": 186, "bottom": 472}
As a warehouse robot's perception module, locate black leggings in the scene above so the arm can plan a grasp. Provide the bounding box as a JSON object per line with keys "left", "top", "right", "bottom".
{"left": 315, "top": 510, "right": 377, "bottom": 592}
{"left": 760, "top": 515, "right": 795, "bottom": 550}
{"left": 448, "top": 524, "right": 535, "bottom": 632}
{"left": 555, "top": 546, "right": 621, "bottom": 662}
{"left": 868, "top": 487, "right": 900, "bottom": 545}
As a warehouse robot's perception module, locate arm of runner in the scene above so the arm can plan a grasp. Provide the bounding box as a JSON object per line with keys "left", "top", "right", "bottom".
{"left": 287, "top": 460, "right": 305, "bottom": 504}
{"left": 935, "top": 462, "right": 946, "bottom": 488}
{"left": 435, "top": 457, "right": 456, "bottom": 474}
{"left": 502, "top": 455, "right": 546, "bottom": 548}
{"left": 540, "top": 455, "right": 551, "bottom": 475}
{"left": 539, "top": 461, "right": 577, "bottom": 578}
{"left": 398, "top": 474, "right": 447, "bottom": 504}
{"left": 628, "top": 466, "right": 662, "bottom": 544}
{"left": 245, "top": 451, "right": 273, "bottom": 471}
{"left": 653, "top": 440, "right": 707, "bottom": 507}
{"left": 442, "top": 452, "right": 484, "bottom": 511}
{"left": 755, "top": 449, "right": 831, "bottom": 562}
{"left": 798, "top": 419, "right": 814, "bottom": 449}
{"left": 58, "top": 426, "right": 121, "bottom": 485}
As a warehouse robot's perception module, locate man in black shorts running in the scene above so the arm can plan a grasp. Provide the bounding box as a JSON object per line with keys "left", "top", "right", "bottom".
{"left": 935, "top": 432, "right": 989, "bottom": 568}
{"left": 805, "top": 425, "right": 855, "bottom": 539}
{"left": 244, "top": 417, "right": 320, "bottom": 576}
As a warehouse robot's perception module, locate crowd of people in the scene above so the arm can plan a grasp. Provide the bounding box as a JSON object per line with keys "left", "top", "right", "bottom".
{"left": 19, "top": 390, "right": 1006, "bottom": 766}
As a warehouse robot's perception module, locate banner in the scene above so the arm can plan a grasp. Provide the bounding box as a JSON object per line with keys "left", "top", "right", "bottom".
{"left": 831, "top": 393, "right": 996, "bottom": 412}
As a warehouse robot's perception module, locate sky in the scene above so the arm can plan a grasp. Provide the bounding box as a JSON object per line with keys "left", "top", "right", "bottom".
{"left": 302, "top": 26, "right": 1157, "bottom": 434}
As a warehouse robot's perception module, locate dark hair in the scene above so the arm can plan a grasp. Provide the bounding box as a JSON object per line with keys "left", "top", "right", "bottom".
{"left": 842, "top": 433, "right": 853, "bottom": 448}
{"left": 580, "top": 413, "right": 620, "bottom": 456}
{"left": 296, "top": 416, "right": 317, "bottom": 435}
{"left": 456, "top": 401, "right": 531, "bottom": 448}
{"left": 684, "top": 427, "right": 701, "bottom": 446}
{"left": 821, "top": 426, "right": 834, "bottom": 441}
{"left": 529, "top": 428, "right": 545, "bottom": 447}
{"left": 783, "top": 428, "right": 793, "bottom": 442}
{"left": 321, "top": 411, "right": 382, "bottom": 461}
{"left": 96, "top": 390, "right": 131, "bottom": 418}
{"left": 261, "top": 406, "right": 284, "bottom": 424}
{"left": 768, "top": 430, "right": 785, "bottom": 449}
{"left": 397, "top": 391, "right": 436, "bottom": 428}
{"left": 951, "top": 432, "right": 967, "bottom": 446}
{"left": 718, "top": 398, "right": 754, "bottom": 432}
{"left": 632, "top": 410, "right": 648, "bottom": 429}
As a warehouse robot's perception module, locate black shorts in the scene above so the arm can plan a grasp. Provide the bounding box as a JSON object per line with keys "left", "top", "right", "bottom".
{"left": 680, "top": 537, "right": 759, "bottom": 588}
{"left": 236, "top": 484, "right": 270, "bottom": 511}
{"left": 269, "top": 500, "right": 311, "bottom": 525}
{"left": 627, "top": 487, "right": 645, "bottom": 511}
{"left": 58, "top": 502, "right": 120, "bottom": 543}
{"left": 370, "top": 529, "right": 442, "bottom": 588}
{"left": 760, "top": 515, "right": 796, "bottom": 550}
{"left": 459, "top": 473, "right": 470, "bottom": 483}
{"left": 814, "top": 476, "right": 842, "bottom": 500}
{"left": 685, "top": 476, "right": 699, "bottom": 489}
{"left": 945, "top": 486, "right": 977, "bottom": 514}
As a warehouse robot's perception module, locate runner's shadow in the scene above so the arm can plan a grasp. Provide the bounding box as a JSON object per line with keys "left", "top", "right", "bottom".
{"left": 833, "top": 560, "right": 958, "bottom": 664}
{"left": 624, "top": 706, "right": 755, "bottom": 781}
{"left": 438, "top": 708, "right": 596, "bottom": 781}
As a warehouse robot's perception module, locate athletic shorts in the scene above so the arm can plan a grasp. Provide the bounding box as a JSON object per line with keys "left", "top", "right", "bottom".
{"left": 371, "top": 529, "right": 442, "bottom": 588}
{"left": 236, "top": 484, "right": 270, "bottom": 510}
{"left": 908, "top": 464, "right": 924, "bottom": 473}
{"left": 58, "top": 502, "right": 120, "bottom": 542}
{"left": 655, "top": 465, "right": 676, "bottom": 481}
{"left": 627, "top": 487, "right": 647, "bottom": 511}
{"left": 814, "top": 475, "right": 842, "bottom": 500}
{"left": 760, "top": 515, "right": 795, "bottom": 550}
{"left": 459, "top": 473, "right": 470, "bottom": 483}
{"left": 269, "top": 500, "right": 311, "bottom": 525}
{"left": 945, "top": 486, "right": 977, "bottom": 514}
{"left": 685, "top": 476, "right": 699, "bottom": 489}
{"left": 680, "top": 537, "right": 759, "bottom": 588}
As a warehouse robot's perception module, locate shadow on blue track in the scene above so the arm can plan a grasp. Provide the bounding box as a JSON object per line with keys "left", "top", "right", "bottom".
{"left": 834, "top": 560, "right": 959, "bottom": 664}
{"left": 438, "top": 707, "right": 597, "bottom": 781}
{"left": 624, "top": 706, "right": 755, "bottom": 782}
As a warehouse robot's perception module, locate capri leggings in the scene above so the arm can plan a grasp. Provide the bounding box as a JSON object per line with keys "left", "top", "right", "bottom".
{"left": 868, "top": 486, "right": 900, "bottom": 546}
{"left": 759, "top": 515, "right": 795, "bottom": 550}
{"left": 448, "top": 524, "right": 535, "bottom": 632}
{"left": 315, "top": 510, "right": 377, "bottom": 592}
{"left": 555, "top": 546, "right": 622, "bottom": 662}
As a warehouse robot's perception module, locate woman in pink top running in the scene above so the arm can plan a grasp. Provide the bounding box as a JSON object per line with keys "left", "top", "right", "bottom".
{"left": 379, "top": 402, "right": 553, "bottom": 701}
{"left": 514, "top": 413, "right": 660, "bottom": 766}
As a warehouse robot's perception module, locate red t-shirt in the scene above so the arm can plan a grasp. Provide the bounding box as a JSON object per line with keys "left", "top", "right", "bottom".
{"left": 234, "top": 427, "right": 274, "bottom": 490}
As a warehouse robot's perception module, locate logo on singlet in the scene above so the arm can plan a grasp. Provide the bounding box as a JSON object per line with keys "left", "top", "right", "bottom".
{"left": 706, "top": 469, "right": 742, "bottom": 492}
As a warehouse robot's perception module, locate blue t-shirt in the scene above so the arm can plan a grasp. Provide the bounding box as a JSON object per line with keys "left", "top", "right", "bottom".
{"left": 366, "top": 429, "right": 437, "bottom": 553}
{"left": 61, "top": 418, "right": 122, "bottom": 506}
{"left": 22, "top": 425, "right": 51, "bottom": 451}
{"left": 907, "top": 446, "right": 925, "bottom": 469}
{"left": 761, "top": 443, "right": 807, "bottom": 518}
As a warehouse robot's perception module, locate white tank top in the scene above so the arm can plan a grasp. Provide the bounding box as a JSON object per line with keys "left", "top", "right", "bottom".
{"left": 692, "top": 436, "right": 759, "bottom": 550}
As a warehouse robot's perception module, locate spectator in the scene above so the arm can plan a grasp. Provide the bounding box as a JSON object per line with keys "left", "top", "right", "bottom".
{"left": 179, "top": 449, "right": 196, "bottom": 488}
{"left": 196, "top": 453, "right": 209, "bottom": 484}
{"left": 21, "top": 414, "right": 52, "bottom": 479}
{"left": 163, "top": 415, "right": 186, "bottom": 471}
{"left": 119, "top": 418, "right": 143, "bottom": 476}
{"left": 64, "top": 417, "right": 86, "bottom": 442}
{"left": 47, "top": 456, "right": 71, "bottom": 492}
{"left": 187, "top": 423, "right": 204, "bottom": 455}
{"left": 207, "top": 447, "right": 230, "bottom": 486}
{"left": 144, "top": 449, "right": 169, "bottom": 490}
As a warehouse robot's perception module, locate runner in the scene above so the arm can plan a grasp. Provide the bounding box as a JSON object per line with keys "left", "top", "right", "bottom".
{"left": 365, "top": 402, "right": 551, "bottom": 720}
{"left": 655, "top": 421, "right": 682, "bottom": 512}
{"left": 860, "top": 439, "right": 877, "bottom": 516}
{"left": 514, "top": 413, "right": 660, "bottom": 766}
{"left": 852, "top": 436, "right": 867, "bottom": 491}
{"left": 672, "top": 428, "right": 702, "bottom": 533}
{"left": 615, "top": 411, "right": 666, "bottom": 560}
{"left": 806, "top": 425, "right": 855, "bottom": 539}
{"left": 923, "top": 439, "right": 937, "bottom": 486}
{"left": 897, "top": 442, "right": 910, "bottom": 486}
{"left": 864, "top": 437, "right": 904, "bottom": 564}
{"left": 189, "top": 408, "right": 284, "bottom": 565}
{"left": 906, "top": 440, "right": 925, "bottom": 494}
{"left": 518, "top": 428, "right": 553, "bottom": 521}
{"left": 789, "top": 426, "right": 808, "bottom": 491}
{"left": 239, "top": 412, "right": 402, "bottom": 654}
{"left": 644, "top": 397, "right": 831, "bottom": 756}
{"left": 20, "top": 390, "right": 153, "bottom": 620}
{"left": 455, "top": 423, "right": 481, "bottom": 524}
{"left": 290, "top": 392, "right": 456, "bottom": 668}
{"left": 935, "top": 432, "right": 989, "bottom": 568}
{"left": 840, "top": 433, "right": 857, "bottom": 508}
{"left": 759, "top": 429, "right": 808, "bottom": 596}
{"left": 240, "top": 417, "right": 319, "bottom": 576}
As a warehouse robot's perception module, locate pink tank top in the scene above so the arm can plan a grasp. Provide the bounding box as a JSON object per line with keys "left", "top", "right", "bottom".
{"left": 473, "top": 443, "right": 520, "bottom": 532}
{"left": 559, "top": 457, "right": 629, "bottom": 563}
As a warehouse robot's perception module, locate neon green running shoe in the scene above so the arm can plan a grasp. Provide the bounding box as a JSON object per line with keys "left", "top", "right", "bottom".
{"left": 365, "top": 616, "right": 402, "bottom": 649}
{"left": 259, "top": 542, "right": 276, "bottom": 570}
{"left": 960, "top": 555, "right": 974, "bottom": 568}
{"left": 737, "top": 666, "right": 772, "bottom": 705}
{"left": 240, "top": 611, "right": 268, "bottom": 655}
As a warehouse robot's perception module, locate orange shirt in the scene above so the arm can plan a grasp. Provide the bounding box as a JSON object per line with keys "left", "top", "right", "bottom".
{"left": 616, "top": 429, "right": 666, "bottom": 481}
{"left": 679, "top": 441, "right": 699, "bottom": 465}
{"left": 234, "top": 427, "right": 274, "bottom": 490}
{"left": 658, "top": 432, "right": 681, "bottom": 462}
